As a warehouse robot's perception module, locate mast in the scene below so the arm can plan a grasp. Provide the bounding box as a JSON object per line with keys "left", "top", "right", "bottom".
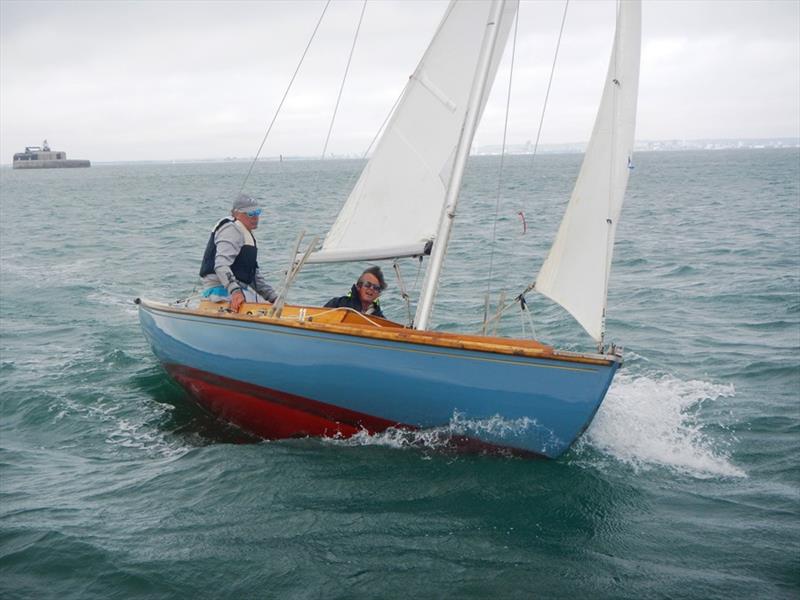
{"left": 414, "top": 0, "right": 507, "bottom": 331}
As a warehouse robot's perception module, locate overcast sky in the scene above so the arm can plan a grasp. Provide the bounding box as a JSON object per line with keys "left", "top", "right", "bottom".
{"left": 1, "top": 0, "right": 798, "bottom": 164}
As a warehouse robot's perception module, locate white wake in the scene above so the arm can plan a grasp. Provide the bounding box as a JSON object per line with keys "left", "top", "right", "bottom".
{"left": 582, "top": 371, "right": 744, "bottom": 478}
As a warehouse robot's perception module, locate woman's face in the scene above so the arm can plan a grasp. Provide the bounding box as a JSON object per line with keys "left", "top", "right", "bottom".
{"left": 356, "top": 272, "right": 382, "bottom": 304}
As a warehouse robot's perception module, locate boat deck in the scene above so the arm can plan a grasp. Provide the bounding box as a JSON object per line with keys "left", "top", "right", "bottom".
{"left": 140, "top": 299, "right": 617, "bottom": 367}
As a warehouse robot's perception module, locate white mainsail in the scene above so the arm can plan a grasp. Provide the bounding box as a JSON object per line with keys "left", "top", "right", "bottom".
{"left": 308, "top": 0, "right": 519, "bottom": 264}
{"left": 534, "top": 0, "right": 641, "bottom": 342}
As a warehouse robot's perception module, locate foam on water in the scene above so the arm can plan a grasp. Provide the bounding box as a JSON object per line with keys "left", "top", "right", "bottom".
{"left": 46, "top": 385, "right": 191, "bottom": 460}
{"left": 103, "top": 416, "right": 191, "bottom": 459}
{"left": 322, "top": 411, "right": 556, "bottom": 456}
{"left": 324, "top": 425, "right": 457, "bottom": 454}
{"left": 321, "top": 376, "right": 743, "bottom": 473}
{"left": 582, "top": 372, "right": 745, "bottom": 479}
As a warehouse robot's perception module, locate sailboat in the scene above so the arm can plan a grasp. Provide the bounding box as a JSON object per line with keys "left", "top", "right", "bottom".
{"left": 137, "top": 0, "right": 641, "bottom": 459}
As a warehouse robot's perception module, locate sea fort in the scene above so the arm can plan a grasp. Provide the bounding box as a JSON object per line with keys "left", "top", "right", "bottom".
{"left": 12, "top": 140, "right": 90, "bottom": 169}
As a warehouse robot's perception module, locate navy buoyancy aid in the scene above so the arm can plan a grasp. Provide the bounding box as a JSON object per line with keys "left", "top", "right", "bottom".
{"left": 199, "top": 218, "right": 259, "bottom": 285}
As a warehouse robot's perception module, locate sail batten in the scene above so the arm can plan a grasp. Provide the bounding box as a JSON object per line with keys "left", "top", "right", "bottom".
{"left": 534, "top": 0, "right": 641, "bottom": 342}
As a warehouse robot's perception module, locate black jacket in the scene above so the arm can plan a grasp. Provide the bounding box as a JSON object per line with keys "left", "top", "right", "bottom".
{"left": 324, "top": 284, "right": 384, "bottom": 318}
{"left": 199, "top": 217, "right": 258, "bottom": 285}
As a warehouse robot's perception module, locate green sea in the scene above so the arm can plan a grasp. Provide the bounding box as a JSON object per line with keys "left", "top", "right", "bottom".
{"left": 1, "top": 149, "right": 798, "bottom": 598}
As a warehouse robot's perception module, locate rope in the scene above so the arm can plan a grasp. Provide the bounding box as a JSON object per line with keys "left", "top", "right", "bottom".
{"left": 476, "top": 291, "right": 533, "bottom": 339}
{"left": 312, "top": 306, "right": 385, "bottom": 328}
{"left": 519, "top": 294, "right": 536, "bottom": 338}
{"left": 413, "top": 256, "right": 423, "bottom": 290}
{"left": 482, "top": 5, "right": 520, "bottom": 335}
{"left": 321, "top": 0, "right": 368, "bottom": 159}
{"left": 392, "top": 261, "right": 413, "bottom": 327}
{"left": 239, "top": 0, "right": 332, "bottom": 192}
{"left": 479, "top": 295, "right": 517, "bottom": 332}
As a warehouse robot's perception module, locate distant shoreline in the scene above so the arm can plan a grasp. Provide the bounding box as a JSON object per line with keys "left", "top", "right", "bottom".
{"left": 1, "top": 139, "right": 798, "bottom": 168}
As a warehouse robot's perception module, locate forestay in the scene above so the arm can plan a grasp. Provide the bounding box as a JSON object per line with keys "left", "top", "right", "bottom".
{"left": 534, "top": 0, "right": 641, "bottom": 342}
{"left": 308, "top": 0, "right": 519, "bottom": 264}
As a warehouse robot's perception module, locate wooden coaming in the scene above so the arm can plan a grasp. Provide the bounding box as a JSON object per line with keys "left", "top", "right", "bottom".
{"left": 142, "top": 300, "right": 616, "bottom": 367}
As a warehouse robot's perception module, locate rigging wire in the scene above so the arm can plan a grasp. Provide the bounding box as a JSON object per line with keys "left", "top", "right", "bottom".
{"left": 314, "top": 80, "right": 408, "bottom": 251}
{"left": 355, "top": 0, "right": 457, "bottom": 163}
{"left": 497, "top": 0, "right": 569, "bottom": 328}
{"left": 334, "top": 78, "right": 408, "bottom": 199}
{"left": 361, "top": 84, "right": 405, "bottom": 160}
{"left": 528, "top": 0, "right": 569, "bottom": 170}
{"left": 337, "top": 0, "right": 458, "bottom": 235}
{"left": 317, "top": 1, "right": 459, "bottom": 258}
{"left": 481, "top": 4, "right": 520, "bottom": 335}
{"left": 321, "top": 0, "right": 368, "bottom": 160}
{"left": 239, "top": 0, "right": 332, "bottom": 192}
{"left": 485, "top": 0, "right": 571, "bottom": 334}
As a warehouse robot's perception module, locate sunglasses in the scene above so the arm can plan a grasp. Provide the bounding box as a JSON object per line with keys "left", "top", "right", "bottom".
{"left": 244, "top": 208, "right": 262, "bottom": 217}
{"left": 357, "top": 280, "right": 382, "bottom": 291}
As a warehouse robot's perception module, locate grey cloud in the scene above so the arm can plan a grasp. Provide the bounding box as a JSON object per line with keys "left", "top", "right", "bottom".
{"left": 1, "top": 0, "right": 797, "bottom": 163}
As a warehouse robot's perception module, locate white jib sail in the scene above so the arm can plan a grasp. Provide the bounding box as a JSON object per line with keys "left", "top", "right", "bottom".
{"left": 308, "top": 0, "right": 518, "bottom": 264}
{"left": 534, "top": 0, "right": 641, "bottom": 342}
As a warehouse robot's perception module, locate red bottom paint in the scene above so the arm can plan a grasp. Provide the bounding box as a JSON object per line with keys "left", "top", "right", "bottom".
{"left": 165, "top": 364, "right": 541, "bottom": 458}
{"left": 167, "top": 364, "right": 405, "bottom": 439}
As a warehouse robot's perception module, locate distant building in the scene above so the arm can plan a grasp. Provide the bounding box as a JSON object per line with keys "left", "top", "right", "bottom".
{"left": 13, "top": 140, "right": 90, "bottom": 169}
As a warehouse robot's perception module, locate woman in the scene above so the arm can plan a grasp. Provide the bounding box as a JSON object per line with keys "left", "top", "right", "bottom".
{"left": 324, "top": 266, "right": 386, "bottom": 317}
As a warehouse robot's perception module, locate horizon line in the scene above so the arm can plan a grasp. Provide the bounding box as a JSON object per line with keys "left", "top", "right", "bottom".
{"left": 2, "top": 136, "right": 798, "bottom": 167}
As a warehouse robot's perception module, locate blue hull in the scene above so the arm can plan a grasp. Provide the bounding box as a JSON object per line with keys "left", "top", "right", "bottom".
{"left": 139, "top": 302, "right": 619, "bottom": 458}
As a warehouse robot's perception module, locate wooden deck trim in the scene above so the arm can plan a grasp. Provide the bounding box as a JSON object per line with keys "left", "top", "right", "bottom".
{"left": 141, "top": 300, "right": 617, "bottom": 367}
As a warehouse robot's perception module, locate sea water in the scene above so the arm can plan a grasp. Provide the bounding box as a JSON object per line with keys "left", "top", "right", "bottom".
{"left": 1, "top": 149, "right": 798, "bottom": 598}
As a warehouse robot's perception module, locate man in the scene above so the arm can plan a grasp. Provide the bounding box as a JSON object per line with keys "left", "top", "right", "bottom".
{"left": 199, "top": 193, "right": 277, "bottom": 312}
{"left": 324, "top": 266, "right": 386, "bottom": 318}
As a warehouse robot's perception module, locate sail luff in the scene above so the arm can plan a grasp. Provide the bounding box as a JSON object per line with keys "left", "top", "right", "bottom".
{"left": 534, "top": 0, "right": 641, "bottom": 342}
{"left": 414, "top": 0, "right": 511, "bottom": 331}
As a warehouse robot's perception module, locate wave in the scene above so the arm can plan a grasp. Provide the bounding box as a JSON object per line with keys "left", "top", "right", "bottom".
{"left": 321, "top": 411, "right": 553, "bottom": 457}
{"left": 319, "top": 371, "right": 746, "bottom": 478}
{"left": 322, "top": 426, "right": 458, "bottom": 455}
{"left": 580, "top": 372, "right": 745, "bottom": 479}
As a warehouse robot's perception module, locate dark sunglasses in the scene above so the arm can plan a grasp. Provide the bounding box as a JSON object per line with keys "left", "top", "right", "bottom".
{"left": 245, "top": 208, "right": 262, "bottom": 217}
{"left": 357, "top": 280, "right": 382, "bottom": 292}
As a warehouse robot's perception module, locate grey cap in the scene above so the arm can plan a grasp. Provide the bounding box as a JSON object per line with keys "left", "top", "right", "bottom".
{"left": 232, "top": 193, "right": 261, "bottom": 213}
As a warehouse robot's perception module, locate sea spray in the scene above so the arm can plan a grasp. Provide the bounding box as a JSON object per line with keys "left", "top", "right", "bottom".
{"left": 582, "top": 371, "right": 744, "bottom": 478}
{"left": 322, "top": 411, "right": 559, "bottom": 456}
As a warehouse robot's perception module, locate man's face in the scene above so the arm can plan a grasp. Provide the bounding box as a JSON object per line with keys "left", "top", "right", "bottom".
{"left": 236, "top": 208, "right": 261, "bottom": 230}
